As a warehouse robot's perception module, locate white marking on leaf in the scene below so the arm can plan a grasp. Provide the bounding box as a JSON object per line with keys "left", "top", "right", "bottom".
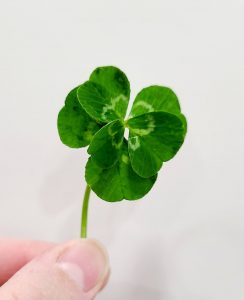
{"left": 101, "top": 94, "right": 127, "bottom": 120}
{"left": 132, "top": 115, "right": 155, "bottom": 136}
{"left": 129, "top": 136, "right": 140, "bottom": 151}
{"left": 130, "top": 100, "right": 154, "bottom": 117}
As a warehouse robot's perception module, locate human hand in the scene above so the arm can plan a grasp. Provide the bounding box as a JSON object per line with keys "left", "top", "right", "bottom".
{"left": 0, "top": 239, "right": 109, "bottom": 299}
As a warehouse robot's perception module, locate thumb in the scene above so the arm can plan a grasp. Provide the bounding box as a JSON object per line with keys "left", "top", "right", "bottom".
{"left": 0, "top": 239, "right": 110, "bottom": 300}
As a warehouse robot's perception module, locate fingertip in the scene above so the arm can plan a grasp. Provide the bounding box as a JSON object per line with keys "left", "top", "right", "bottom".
{"left": 57, "top": 239, "right": 110, "bottom": 294}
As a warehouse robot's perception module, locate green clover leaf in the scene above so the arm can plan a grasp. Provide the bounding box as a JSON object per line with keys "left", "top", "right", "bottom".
{"left": 57, "top": 87, "right": 100, "bottom": 148}
{"left": 130, "top": 85, "right": 187, "bottom": 134}
{"left": 127, "top": 111, "right": 185, "bottom": 178}
{"left": 57, "top": 66, "right": 187, "bottom": 203}
{"left": 130, "top": 85, "right": 181, "bottom": 117}
{"left": 85, "top": 141, "right": 157, "bottom": 201}
{"left": 87, "top": 119, "right": 124, "bottom": 168}
{"left": 77, "top": 66, "right": 130, "bottom": 123}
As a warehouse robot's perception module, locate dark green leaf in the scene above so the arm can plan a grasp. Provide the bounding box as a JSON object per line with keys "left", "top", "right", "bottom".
{"left": 119, "top": 144, "right": 157, "bottom": 200}
{"left": 90, "top": 66, "right": 130, "bottom": 102}
{"left": 88, "top": 119, "right": 125, "bottom": 169}
{"left": 85, "top": 142, "right": 157, "bottom": 202}
{"left": 57, "top": 87, "right": 100, "bottom": 148}
{"left": 85, "top": 156, "right": 123, "bottom": 201}
{"left": 127, "top": 112, "right": 186, "bottom": 178}
{"left": 77, "top": 66, "right": 130, "bottom": 123}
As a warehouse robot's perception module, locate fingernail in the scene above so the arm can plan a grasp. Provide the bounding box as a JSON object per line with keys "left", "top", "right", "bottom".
{"left": 57, "top": 239, "right": 109, "bottom": 293}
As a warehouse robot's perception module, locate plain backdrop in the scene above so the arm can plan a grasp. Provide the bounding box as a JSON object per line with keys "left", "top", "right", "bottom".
{"left": 0, "top": 0, "right": 244, "bottom": 299}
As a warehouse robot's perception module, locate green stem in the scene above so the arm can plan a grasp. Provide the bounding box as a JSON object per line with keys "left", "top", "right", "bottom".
{"left": 80, "top": 184, "right": 91, "bottom": 238}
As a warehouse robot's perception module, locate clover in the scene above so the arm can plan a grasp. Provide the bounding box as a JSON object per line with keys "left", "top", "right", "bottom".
{"left": 58, "top": 66, "right": 187, "bottom": 237}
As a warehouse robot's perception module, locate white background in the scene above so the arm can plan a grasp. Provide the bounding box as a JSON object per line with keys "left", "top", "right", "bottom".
{"left": 0, "top": 1, "right": 244, "bottom": 299}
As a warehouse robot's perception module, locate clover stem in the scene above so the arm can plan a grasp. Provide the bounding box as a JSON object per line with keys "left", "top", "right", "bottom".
{"left": 80, "top": 184, "right": 91, "bottom": 238}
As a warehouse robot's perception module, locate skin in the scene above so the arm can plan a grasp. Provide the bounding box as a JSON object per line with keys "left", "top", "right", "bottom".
{"left": 0, "top": 239, "right": 110, "bottom": 300}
